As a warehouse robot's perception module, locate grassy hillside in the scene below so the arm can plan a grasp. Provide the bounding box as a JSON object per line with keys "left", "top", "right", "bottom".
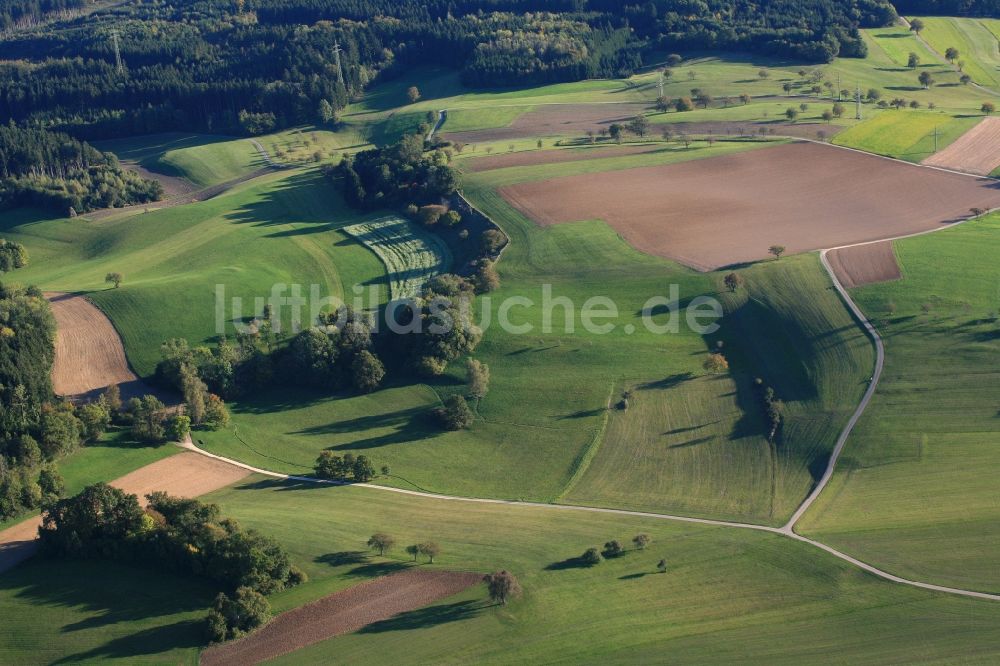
{"left": 914, "top": 17, "right": 1000, "bottom": 90}
{"left": 800, "top": 214, "right": 1000, "bottom": 593}
{"left": 563, "top": 255, "right": 874, "bottom": 522}
{"left": 198, "top": 478, "right": 1000, "bottom": 664}
{"left": 0, "top": 170, "right": 386, "bottom": 376}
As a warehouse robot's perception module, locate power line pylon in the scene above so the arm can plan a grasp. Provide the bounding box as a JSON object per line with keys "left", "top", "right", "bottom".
{"left": 110, "top": 28, "right": 124, "bottom": 75}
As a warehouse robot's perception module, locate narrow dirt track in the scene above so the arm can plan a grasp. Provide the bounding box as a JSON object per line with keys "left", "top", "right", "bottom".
{"left": 200, "top": 569, "right": 482, "bottom": 666}
{"left": 0, "top": 451, "right": 250, "bottom": 574}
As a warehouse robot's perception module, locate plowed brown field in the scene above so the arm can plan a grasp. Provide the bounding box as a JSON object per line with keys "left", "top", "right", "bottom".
{"left": 200, "top": 569, "right": 483, "bottom": 666}
{"left": 826, "top": 241, "right": 901, "bottom": 288}
{"left": 500, "top": 142, "right": 1000, "bottom": 270}
{"left": 923, "top": 116, "right": 1000, "bottom": 175}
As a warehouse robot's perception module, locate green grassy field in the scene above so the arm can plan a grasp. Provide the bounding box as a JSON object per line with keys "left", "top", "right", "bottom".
{"left": 97, "top": 126, "right": 363, "bottom": 187}
{"left": 800, "top": 214, "right": 1000, "bottom": 593}
{"left": 563, "top": 255, "right": 874, "bottom": 522}
{"left": 193, "top": 478, "right": 1000, "bottom": 664}
{"left": 0, "top": 559, "right": 212, "bottom": 664}
{"left": 914, "top": 17, "right": 1000, "bottom": 90}
{"left": 833, "top": 110, "right": 980, "bottom": 161}
{"left": 0, "top": 170, "right": 386, "bottom": 376}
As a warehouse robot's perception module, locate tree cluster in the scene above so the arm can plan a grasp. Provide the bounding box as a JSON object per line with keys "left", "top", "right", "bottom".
{"left": 39, "top": 484, "right": 305, "bottom": 594}
{"left": 314, "top": 451, "right": 376, "bottom": 482}
{"left": 0, "top": 124, "right": 161, "bottom": 213}
{"left": 335, "top": 134, "right": 459, "bottom": 210}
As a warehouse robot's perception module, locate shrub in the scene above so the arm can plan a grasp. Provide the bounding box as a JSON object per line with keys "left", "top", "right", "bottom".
{"left": 435, "top": 395, "right": 474, "bottom": 430}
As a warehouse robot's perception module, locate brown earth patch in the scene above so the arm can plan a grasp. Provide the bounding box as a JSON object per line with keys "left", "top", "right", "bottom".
{"left": 47, "top": 292, "right": 141, "bottom": 400}
{"left": 0, "top": 451, "right": 250, "bottom": 573}
{"left": 499, "top": 141, "right": 1000, "bottom": 271}
{"left": 826, "top": 241, "right": 902, "bottom": 288}
{"left": 200, "top": 569, "right": 483, "bottom": 666}
{"left": 922, "top": 116, "right": 1000, "bottom": 176}
{"left": 123, "top": 161, "right": 198, "bottom": 199}
{"left": 461, "top": 143, "right": 664, "bottom": 172}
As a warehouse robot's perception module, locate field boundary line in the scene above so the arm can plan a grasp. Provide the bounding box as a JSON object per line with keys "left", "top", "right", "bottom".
{"left": 553, "top": 379, "right": 617, "bottom": 502}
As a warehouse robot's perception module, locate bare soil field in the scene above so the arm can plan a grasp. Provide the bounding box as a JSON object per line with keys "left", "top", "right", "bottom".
{"left": 922, "top": 116, "right": 1000, "bottom": 175}
{"left": 123, "top": 160, "right": 197, "bottom": 198}
{"left": 444, "top": 103, "right": 651, "bottom": 143}
{"left": 200, "top": 569, "right": 483, "bottom": 666}
{"left": 500, "top": 142, "right": 1000, "bottom": 270}
{"left": 462, "top": 143, "right": 664, "bottom": 172}
{"left": 0, "top": 451, "right": 249, "bottom": 573}
{"left": 826, "top": 241, "right": 901, "bottom": 288}
{"left": 47, "top": 292, "right": 141, "bottom": 400}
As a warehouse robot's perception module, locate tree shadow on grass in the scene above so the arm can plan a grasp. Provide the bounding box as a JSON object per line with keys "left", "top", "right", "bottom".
{"left": 315, "top": 551, "right": 369, "bottom": 567}
{"left": 619, "top": 572, "right": 650, "bottom": 580}
{"left": 545, "top": 556, "right": 601, "bottom": 570}
{"left": 358, "top": 600, "right": 483, "bottom": 634}
{"left": 52, "top": 619, "right": 205, "bottom": 664}
{"left": 346, "top": 561, "right": 413, "bottom": 578}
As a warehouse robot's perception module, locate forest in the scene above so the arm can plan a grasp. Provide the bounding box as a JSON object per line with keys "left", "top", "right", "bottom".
{"left": 0, "top": 125, "right": 162, "bottom": 213}
{"left": 0, "top": 0, "right": 896, "bottom": 139}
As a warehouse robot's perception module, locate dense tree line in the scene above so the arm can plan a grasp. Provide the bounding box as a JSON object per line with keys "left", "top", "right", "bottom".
{"left": 0, "top": 0, "right": 896, "bottom": 140}
{"left": 0, "top": 124, "right": 162, "bottom": 213}
{"left": 38, "top": 484, "right": 306, "bottom": 642}
{"left": 0, "top": 0, "right": 86, "bottom": 32}
{"left": 891, "top": 0, "right": 1000, "bottom": 13}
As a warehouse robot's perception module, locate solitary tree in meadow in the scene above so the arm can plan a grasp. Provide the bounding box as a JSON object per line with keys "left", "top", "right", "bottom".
{"left": 945, "top": 47, "right": 959, "bottom": 63}
{"left": 960, "top": 74, "right": 972, "bottom": 85}
{"left": 466, "top": 358, "right": 490, "bottom": 399}
{"left": 909, "top": 18, "right": 924, "bottom": 34}
{"left": 918, "top": 71, "right": 934, "bottom": 88}
{"left": 703, "top": 353, "right": 729, "bottom": 374}
{"left": 768, "top": 245, "right": 786, "bottom": 259}
{"left": 657, "top": 559, "right": 668, "bottom": 573}
{"left": 105, "top": 272, "right": 123, "bottom": 288}
{"left": 739, "top": 93, "right": 752, "bottom": 105}
{"left": 821, "top": 110, "right": 834, "bottom": 123}
{"left": 418, "top": 542, "right": 441, "bottom": 563}
{"left": 484, "top": 570, "right": 521, "bottom": 605}
{"left": 406, "top": 86, "right": 421, "bottom": 104}
{"left": 832, "top": 102, "right": 845, "bottom": 118}
{"left": 367, "top": 532, "right": 395, "bottom": 556}
{"left": 406, "top": 544, "right": 419, "bottom": 561}
{"left": 758, "top": 69, "right": 769, "bottom": 80}
{"left": 907, "top": 52, "right": 920, "bottom": 69}
{"left": 581, "top": 547, "right": 603, "bottom": 566}
{"left": 785, "top": 107, "right": 799, "bottom": 121}
{"left": 632, "top": 534, "right": 651, "bottom": 550}
{"left": 724, "top": 272, "right": 745, "bottom": 293}
{"left": 628, "top": 114, "right": 650, "bottom": 137}
{"left": 983, "top": 102, "right": 996, "bottom": 115}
